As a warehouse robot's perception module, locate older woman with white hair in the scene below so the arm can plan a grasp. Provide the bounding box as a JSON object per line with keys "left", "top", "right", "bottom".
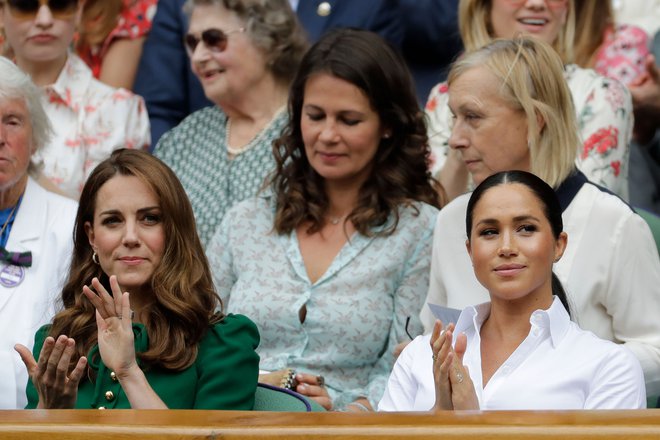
{"left": 0, "top": 56, "right": 77, "bottom": 409}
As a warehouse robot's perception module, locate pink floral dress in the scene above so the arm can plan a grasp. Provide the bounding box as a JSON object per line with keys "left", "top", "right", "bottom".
{"left": 593, "top": 24, "right": 650, "bottom": 86}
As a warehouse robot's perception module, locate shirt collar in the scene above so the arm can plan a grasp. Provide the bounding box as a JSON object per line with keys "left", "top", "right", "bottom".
{"left": 555, "top": 170, "right": 588, "bottom": 212}
{"left": 44, "top": 53, "right": 92, "bottom": 110}
{"left": 454, "top": 296, "right": 571, "bottom": 348}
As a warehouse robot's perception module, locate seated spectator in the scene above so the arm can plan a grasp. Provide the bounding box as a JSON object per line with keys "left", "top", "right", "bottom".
{"left": 381, "top": 171, "right": 646, "bottom": 411}
{"left": 76, "top": 0, "right": 158, "bottom": 89}
{"left": 427, "top": 0, "right": 633, "bottom": 201}
{"left": 0, "top": 57, "right": 77, "bottom": 410}
{"left": 133, "top": 0, "right": 212, "bottom": 145}
{"left": 574, "top": 0, "right": 649, "bottom": 86}
{"left": 153, "top": 0, "right": 308, "bottom": 246}
{"left": 421, "top": 37, "right": 660, "bottom": 397}
{"left": 207, "top": 29, "right": 442, "bottom": 412}
{"left": 15, "top": 149, "right": 259, "bottom": 409}
{"left": 0, "top": 0, "right": 150, "bottom": 198}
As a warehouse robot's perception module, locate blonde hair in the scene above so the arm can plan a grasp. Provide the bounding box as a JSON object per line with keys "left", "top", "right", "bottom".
{"left": 448, "top": 37, "right": 578, "bottom": 188}
{"left": 573, "top": 0, "right": 613, "bottom": 68}
{"left": 458, "top": 0, "right": 576, "bottom": 63}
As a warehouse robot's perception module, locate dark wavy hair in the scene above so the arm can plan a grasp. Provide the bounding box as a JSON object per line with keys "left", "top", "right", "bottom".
{"left": 271, "top": 29, "right": 443, "bottom": 236}
{"left": 49, "top": 149, "right": 223, "bottom": 371}
{"left": 466, "top": 170, "right": 571, "bottom": 316}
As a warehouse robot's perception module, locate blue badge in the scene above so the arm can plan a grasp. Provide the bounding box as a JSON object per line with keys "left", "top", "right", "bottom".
{"left": 0, "top": 263, "right": 25, "bottom": 288}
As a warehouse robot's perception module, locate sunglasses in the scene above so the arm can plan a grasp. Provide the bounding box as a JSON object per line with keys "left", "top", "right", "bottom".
{"left": 184, "top": 27, "right": 245, "bottom": 56}
{"left": 3, "top": 0, "right": 78, "bottom": 20}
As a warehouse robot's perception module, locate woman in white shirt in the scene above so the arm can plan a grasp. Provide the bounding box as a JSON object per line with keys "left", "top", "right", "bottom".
{"left": 380, "top": 170, "right": 646, "bottom": 411}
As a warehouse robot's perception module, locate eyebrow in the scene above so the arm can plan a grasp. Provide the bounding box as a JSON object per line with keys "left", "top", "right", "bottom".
{"left": 476, "top": 215, "right": 542, "bottom": 226}
{"left": 303, "top": 104, "right": 366, "bottom": 117}
{"left": 99, "top": 206, "right": 160, "bottom": 216}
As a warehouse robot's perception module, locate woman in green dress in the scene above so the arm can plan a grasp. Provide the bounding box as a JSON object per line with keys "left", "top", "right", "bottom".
{"left": 15, "top": 149, "right": 259, "bottom": 409}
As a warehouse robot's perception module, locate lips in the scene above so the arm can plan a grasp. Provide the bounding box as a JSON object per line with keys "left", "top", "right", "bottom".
{"left": 317, "top": 151, "right": 345, "bottom": 163}
{"left": 29, "top": 34, "right": 56, "bottom": 43}
{"left": 119, "top": 257, "right": 146, "bottom": 266}
{"left": 494, "top": 263, "right": 526, "bottom": 277}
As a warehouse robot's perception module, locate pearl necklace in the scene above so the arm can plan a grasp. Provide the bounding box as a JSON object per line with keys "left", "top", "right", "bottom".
{"left": 225, "top": 106, "right": 286, "bottom": 156}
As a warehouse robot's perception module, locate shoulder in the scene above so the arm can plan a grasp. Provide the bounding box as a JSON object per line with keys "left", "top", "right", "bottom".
{"left": 201, "top": 314, "right": 259, "bottom": 349}
{"left": 25, "top": 178, "right": 77, "bottom": 223}
{"left": 425, "top": 81, "right": 450, "bottom": 113}
{"left": 399, "top": 202, "right": 439, "bottom": 225}
{"left": 224, "top": 195, "right": 272, "bottom": 225}
{"left": 565, "top": 64, "right": 630, "bottom": 98}
{"left": 436, "top": 192, "right": 469, "bottom": 225}
{"left": 159, "top": 107, "right": 225, "bottom": 142}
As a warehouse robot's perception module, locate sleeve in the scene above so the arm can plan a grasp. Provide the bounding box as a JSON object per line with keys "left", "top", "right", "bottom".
{"left": 206, "top": 211, "right": 237, "bottom": 307}
{"left": 193, "top": 314, "right": 260, "bottom": 410}
{"left": 362, "top": 208, "right": 437, "bottom": 408}
{"left": 593, "top": 25, "right": 650, "bottom": 86}
{"left": 24, "top": 325, "right": 51, "bottom": 409}
{"left": 575, "top": 73, "right": 633, "bottom": 200}
{"left": 605, "top": 212, "right": 660, "bottom": 396}
{"left": 378, "top": 335, "right": 426, "bottom": 411}
{"left": 133, "top": 0, "right": 212, "bottom": 145}
{"left": 420, "top": 209, "right": 449, "bottom": 333}
{"left": 585, "top": 345, "right": 647, "bottom": 409}
{"left": 83, "top": 89, "right": 151, "bottom": 184}
{"left": 424, "top": 82, "right": 453, "bottom": 176}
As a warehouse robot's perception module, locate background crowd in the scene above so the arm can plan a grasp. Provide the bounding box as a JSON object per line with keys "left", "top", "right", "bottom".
{"left": 0, "top": 0, "right": 659, "bottom": 412}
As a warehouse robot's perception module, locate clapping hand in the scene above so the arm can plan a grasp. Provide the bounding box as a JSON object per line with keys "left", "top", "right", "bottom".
{"left": 430, "top": 319, "right": 479, "bottom": 411}
{"left": 82, "top": 275, "right": 138, "bottom": 379}
{"left": 15, "top": 335, "right": 87, "bottom": 409}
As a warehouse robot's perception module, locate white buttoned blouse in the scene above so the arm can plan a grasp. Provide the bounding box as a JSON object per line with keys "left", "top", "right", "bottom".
{"left": 379, "top": 297, "right": 646, "bottom": 411}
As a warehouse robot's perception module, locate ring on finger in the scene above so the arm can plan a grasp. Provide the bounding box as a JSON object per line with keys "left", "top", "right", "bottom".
{"left": 456, "top": 371, "right": 464, "bottom": 383}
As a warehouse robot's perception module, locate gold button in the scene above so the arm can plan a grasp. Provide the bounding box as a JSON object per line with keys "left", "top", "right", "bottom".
{"left": 105, "top": 391, "right": 115, "bottom": 401}
{"left": 110, "top": 371, "right": 117, "bottom": 382}
{"left": 317, "top": 2, "right": 331, "bottom": 16}
{"left": 98, "top": 406, "right": 106, "bottom": 410}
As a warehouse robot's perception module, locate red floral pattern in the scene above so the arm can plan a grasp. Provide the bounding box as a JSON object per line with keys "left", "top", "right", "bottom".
{"left": 582, "top": 126, "right": 619, "bottom": 159}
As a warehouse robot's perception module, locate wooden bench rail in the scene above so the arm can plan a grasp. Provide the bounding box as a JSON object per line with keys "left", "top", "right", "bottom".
{"left": 1, "top": 409, "right": 660, "bottom": 439}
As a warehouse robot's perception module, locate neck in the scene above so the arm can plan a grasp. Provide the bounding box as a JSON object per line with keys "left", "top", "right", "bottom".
{"left": 324, "top": 183, "right": 360, "bottom": 219}
{"left": 219, "top": 76, "right": 288, "bottom": 124}
{"left": 0, "top": 175, "right": 28, "bottom": 210}
{"left": 482, "top": 291, "right": 553, "bottom": 342}
{"left": 15, "top": 54, "right": 67, "bottom": 87}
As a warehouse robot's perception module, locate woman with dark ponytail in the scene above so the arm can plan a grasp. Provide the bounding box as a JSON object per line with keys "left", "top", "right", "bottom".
{"left": 380, "top": 170, "right": 646, "bottom": 411}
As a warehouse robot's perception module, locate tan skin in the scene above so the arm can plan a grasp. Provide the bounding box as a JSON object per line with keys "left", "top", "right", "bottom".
{"left": 98, "top": 37, "right": 146, "bottom": 90}
{"left": 431, "top": 183, "right": 568, "bottom": 410}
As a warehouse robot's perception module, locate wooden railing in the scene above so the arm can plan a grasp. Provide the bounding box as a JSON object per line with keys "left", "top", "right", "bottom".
{"left": 1, "top": 409, "right": 660, "bottom": 439}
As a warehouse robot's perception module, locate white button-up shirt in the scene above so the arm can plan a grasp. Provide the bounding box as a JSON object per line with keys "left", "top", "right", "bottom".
{"left": 379, "top": 297, "right": 646, "bottom": 411}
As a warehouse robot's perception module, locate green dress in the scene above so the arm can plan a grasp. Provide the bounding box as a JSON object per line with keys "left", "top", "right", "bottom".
{"left": 26, "top": 314, "right": 260, "bottom": 409}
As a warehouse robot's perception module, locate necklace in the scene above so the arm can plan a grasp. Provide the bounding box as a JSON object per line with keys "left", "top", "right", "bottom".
{"left": 225, "top": 106, "right": 286, "bottom": 156}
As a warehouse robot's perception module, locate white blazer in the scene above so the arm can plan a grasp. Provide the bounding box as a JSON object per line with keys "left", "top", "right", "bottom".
{"left": 0, "top": 177, "right": 77, "bottom": 409}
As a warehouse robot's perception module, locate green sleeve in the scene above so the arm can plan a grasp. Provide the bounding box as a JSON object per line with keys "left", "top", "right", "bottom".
{"left": 24, "top": 325, "right": 51, "bottom": 409}
{"left": 193, "top": 314, "right": 260, "bottom": 409}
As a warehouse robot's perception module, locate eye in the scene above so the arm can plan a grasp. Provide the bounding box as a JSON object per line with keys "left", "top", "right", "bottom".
{"left": 340, "top": 116, "right": 361, "bottom": 126}
{"left": 142, "top": 213, "right": 162, "bottom": 225}
{"left": 518, "top": 224, "right": 537, "bottom": 234}
{"left": 305, "top": 112, "right": 324, "bottom": 122}
{"left": 101, "top": 216, "right": 121, "bottom": 226}
{"left": 464, "top": 112, "right": 480, "bottom": 121}
{"left": 478, "top": 228, "right": 498, "bottom": 237}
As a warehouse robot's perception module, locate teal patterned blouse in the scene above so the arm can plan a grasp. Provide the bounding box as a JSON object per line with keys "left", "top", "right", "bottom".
{"left": 207, "top": 195, "right": 439, "bottom": 409}
{"left": 154, "top": 106, "right": 287, "bottom": 246}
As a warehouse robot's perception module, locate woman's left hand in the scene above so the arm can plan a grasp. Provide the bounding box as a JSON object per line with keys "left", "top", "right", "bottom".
{"left": 295, "top": 372, "right": 332, "bottom": 410}
{"left": 82, "top": 275, "right": 138, "bottom": 379}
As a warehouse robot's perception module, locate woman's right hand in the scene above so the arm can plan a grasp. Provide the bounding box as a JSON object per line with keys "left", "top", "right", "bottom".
{"left": 430, "top": 319, "right": 455, "bottom": 411}
{"left": 14, "top": 335, "right": 87, "bottom": 409}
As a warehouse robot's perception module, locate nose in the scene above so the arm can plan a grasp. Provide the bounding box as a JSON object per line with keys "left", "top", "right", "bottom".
{"left": 498, "top": 230, "right": 518, "bottom": 257}
{"left": 122, "top": 220, "right": 141, "bottom": 248}
{"left": 318, "top": 120, "right": 339, "bottom": 144}
{"left": 34, "top": 5, "right": 55, "bottom": 28}
{"left": 190, "top": 39, "right": 212, "bottom": 66}
{"left": 448, "top": 119, "right": 468, "bottom": 151}
{"left": 524, "top": 0, "right": 547, "bottom": 10}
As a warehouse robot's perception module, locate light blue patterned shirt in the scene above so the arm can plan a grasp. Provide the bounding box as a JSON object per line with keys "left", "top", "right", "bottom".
{"left": 207, "top": 194, "right": 438, "bottom": 408}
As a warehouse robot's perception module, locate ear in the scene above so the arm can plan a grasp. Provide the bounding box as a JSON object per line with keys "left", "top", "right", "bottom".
{"left": 75, "top": 0, "right": 86, "bottom": 27}
{"left": 553, "top": 231, "right": 568, "bottom": 263}
{"left": 84, "top": 221, "right": 96, "bottom": 250}
{"left": 465, "top": 239, "right": 473, "bottom": 262}
{"left": 535, "top": 110, "right": 545, "bottom": 134}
